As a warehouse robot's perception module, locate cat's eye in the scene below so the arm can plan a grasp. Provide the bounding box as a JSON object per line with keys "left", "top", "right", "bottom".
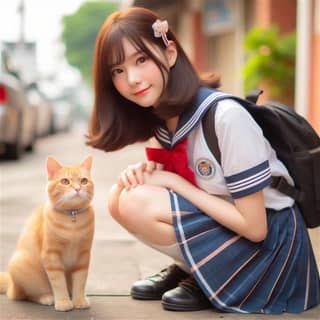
{"left": 61, "top": 178, "right": 70, "bottom": 185}
{"left": 81, "top": 178, "right": 88, "bottom": 185}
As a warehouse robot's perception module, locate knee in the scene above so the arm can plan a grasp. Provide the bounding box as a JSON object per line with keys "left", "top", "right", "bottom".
{"left": 107, "top": 184, "right": 121, "bottom": 220}
{"left": 107, "top": 184, "right": 150, "bottom": 224}
{"left": 118, "top": 185, "right": 151, "bottom": 218}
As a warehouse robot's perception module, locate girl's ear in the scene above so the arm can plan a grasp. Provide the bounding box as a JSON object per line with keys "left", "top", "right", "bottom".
{"left": 165, "top": 41, "right": 177, "bottom": 68}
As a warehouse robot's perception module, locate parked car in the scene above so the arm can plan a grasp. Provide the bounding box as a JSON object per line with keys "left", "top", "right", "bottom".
{"left": 25, "top": 83, "right": 54, "bottom": 137}
{"left": 0, "top": 46, "right": 37, "bottom": 160}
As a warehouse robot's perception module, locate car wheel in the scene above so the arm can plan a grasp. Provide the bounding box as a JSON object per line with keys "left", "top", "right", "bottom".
{"left": 6, "top": 142, "right": 23, "bottom": 160}
{"left": 25, "top": 128, "right": 37, "bottom": 153}
{"left": 6, "top": 111, "right": 24, "bottom": 160}
{"left": 25, "top": 142, "right": 34, "bottom": 152}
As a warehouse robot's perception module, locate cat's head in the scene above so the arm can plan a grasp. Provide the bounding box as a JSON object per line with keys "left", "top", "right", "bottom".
{"left": 46, "top": 156, "right": 94, "bottom": 210}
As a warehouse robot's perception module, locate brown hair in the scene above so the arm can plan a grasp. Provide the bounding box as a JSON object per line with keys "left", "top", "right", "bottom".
{"left": 86, "top": 7, "right": 220, "bottom": 152}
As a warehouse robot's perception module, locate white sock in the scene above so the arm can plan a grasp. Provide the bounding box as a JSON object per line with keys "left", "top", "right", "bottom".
{"left": 149, "top": 242, "right": 190, "bottom": 274}
{"left": 135, "top": 235, "right": 190, "bottom": 273}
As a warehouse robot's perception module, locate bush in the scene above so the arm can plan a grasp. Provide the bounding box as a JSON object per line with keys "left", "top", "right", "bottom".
{"left": 242, "top": 26, "right": 296, "bottom": 100}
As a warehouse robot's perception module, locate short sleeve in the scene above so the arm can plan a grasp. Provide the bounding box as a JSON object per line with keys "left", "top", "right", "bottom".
{"left": 215, "top": 99, "right": 272, "bottom": 199}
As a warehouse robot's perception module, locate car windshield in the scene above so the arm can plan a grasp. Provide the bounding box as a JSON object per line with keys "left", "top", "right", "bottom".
{"left": 0, "top": 45, "right": 4, "bottom": 76}
{"left": 0, "top": 44, "right": 19, "bottom": 79}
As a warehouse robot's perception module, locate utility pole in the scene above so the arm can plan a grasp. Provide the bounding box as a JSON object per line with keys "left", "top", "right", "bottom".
{"left": 17, "top": 0, "right": 25, "bottom": 44}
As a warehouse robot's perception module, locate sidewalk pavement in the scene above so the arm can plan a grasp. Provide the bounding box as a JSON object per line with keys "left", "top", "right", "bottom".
{"left": 0, "top": 126, "right": 319, "bottom": 319}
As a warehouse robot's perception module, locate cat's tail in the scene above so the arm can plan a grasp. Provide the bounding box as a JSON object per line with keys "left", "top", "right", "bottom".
{"left": 0, "top": 272, "right": 10, "bottom": 294}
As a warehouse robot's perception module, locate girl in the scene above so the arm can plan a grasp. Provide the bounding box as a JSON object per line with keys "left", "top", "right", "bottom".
{"left": 87, "top": 7, "right": 320, "bottom": 314}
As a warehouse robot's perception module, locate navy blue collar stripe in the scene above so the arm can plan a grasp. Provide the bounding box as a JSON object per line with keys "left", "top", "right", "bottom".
{"left": 155, "top": 128, "right": 171, "bottom": 143}
{"left": 174, "top": 92, "right": 225, "bottom": 140}
{"left": 172, "top": 92, "right": 231, "bottom": 144}
{"left": 158, "top": 126, "right": 170, "bottom": 137}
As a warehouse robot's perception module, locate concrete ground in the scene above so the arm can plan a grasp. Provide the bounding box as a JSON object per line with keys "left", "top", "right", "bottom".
{"left": 0, "top": 125, "right": 319, "bottom": 319}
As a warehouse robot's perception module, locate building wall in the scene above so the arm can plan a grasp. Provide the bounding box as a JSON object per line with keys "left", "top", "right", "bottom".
{"left": 310, "top": 0, "right": 320, "bottom": 133}
{"left": 193, "top": 0, "right": 248, "bottom": 95}
{"left": 191, "top": 10, "right": 208, "bottom": 72}
{"left": 255, "top": 0, "right": 296, "bottom": 33}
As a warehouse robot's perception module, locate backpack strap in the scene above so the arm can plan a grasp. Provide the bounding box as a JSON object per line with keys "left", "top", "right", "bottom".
{"left": 270, "top": 176, "right": 301, "bottom": 201}
{"left": 244, "top": 89, "right": 263, "bottom": 104}
{"left": 202, "top": 105, "right": 221, "bottom": 164}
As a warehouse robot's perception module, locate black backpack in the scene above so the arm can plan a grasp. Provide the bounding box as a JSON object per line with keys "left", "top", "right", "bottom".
{"left": 202, "top": 89, "right": 320, "bottom": 228}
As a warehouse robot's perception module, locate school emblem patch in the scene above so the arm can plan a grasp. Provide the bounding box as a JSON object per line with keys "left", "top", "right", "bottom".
{"left": 195, "top": 158, "right": 215, "bottom": 179}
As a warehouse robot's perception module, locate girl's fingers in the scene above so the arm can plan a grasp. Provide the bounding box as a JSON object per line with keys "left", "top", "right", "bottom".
{"left": 133, "top": 163, "right": 148, "bottom": 185}
{"left": 145, "top": 161, "right": 156, "bottom": 173}
{"left": 155, "top": 163, "right": 164, "bottom": 170}
{"left": 125, "top": 168, "right": 138, "bottom": 186}
{"left": 135, "top": 168, "right": 144, "bottom": 185}
{"left": 120, "top": 171, "right": 131, "bottom": 190}
{"left": 119, "top": 162, "right": 156, "bottom": 190}
{"left": 128, "top": 162, "right": 146, "bottom": 185}
{"left": 117, "top": 175, "right": 125, "bottom": 189}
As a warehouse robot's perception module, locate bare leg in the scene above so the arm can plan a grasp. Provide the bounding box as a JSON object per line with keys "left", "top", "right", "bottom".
{"left": 109, "top": 184, "right": 192, "bottom": 301}
{"left": 108, "top": 184, "right": 176, "bottom": 245}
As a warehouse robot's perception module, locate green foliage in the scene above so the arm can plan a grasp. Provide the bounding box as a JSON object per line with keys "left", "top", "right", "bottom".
{"left": 242, "top": 26, "right": 296, "bottom": 99}
{"left": 61, "top": 1, "right": 117, "bottom": 84}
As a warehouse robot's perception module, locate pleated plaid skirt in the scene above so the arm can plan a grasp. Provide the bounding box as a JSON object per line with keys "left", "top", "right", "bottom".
{"left": 169, "top": 190, "right": 320, "bottom": 314}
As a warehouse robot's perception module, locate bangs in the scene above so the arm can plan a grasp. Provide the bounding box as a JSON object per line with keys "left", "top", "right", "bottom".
{"left": 104, "top": 27, "right": 126, "bottom": 68}
{"left": 103, "top": 23, "right": 167, "bottom": 72}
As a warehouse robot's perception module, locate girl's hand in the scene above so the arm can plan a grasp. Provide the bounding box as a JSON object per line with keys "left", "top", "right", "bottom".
{"left": 118, "top": 161, "right": 159, "bottom": 190}
{"left": 143, "top": 170, "right": 187, "bottom": 190}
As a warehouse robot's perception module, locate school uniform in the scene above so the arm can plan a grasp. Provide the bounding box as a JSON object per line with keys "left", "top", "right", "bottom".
{"left": 152, "top": 86, "right": 320, "bottom": 314}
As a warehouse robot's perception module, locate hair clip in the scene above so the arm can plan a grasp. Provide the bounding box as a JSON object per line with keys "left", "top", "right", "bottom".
{"left": 152, "top": 19, "right": 169, "bottom": 47}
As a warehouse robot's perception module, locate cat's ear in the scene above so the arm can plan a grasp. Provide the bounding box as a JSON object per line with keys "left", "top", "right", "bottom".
{"left": 81, "top": 156, "right": 93, "bottom": 173}
{"left": 47, "top": 156, "right": 62, "bottom": 179}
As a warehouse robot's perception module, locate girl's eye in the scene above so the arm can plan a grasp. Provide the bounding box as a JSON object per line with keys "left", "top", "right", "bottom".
{"left": 81, "top": 178, "right": 88, "bottom": 185}
{"left": 137, "top": 56, "right": 147, "bottom": 64}
{"left": 111, "top": 68, "right": 123, "bottom": 77}
{"left": 61, "top": 178, "right": 70, "bottom": 185}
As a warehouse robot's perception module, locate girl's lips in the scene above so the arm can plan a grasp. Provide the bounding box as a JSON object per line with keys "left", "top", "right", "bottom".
{"left": 134, "top": 86, "right": 151, "bottom": 96}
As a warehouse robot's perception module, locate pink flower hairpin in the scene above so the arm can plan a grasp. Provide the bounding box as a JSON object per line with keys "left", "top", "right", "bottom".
{"left": 152, "top": 19, "right": 169, "bottom": 47}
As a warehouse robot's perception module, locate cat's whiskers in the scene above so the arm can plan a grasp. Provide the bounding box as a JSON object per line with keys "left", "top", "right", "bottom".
{"left": 54, "top": 195, "right": 68, "bottom": 207}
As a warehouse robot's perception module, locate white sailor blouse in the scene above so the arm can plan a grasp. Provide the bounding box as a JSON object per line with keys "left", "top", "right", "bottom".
{"left": 154, "top": 87, "right": 294, "bottom": 210}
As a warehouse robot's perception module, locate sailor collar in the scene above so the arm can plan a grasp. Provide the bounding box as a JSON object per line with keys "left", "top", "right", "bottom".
{"left": 154, "top": 87, "right": 232, "bottom": 149}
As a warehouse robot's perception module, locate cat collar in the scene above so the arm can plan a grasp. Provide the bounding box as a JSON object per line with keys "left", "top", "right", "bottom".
{"left": 54, "top": 207, "right": 88, "bottom": 222}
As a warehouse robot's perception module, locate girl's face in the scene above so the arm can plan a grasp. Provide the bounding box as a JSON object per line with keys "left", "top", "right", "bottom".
{"left": 111, "top": 38, "right": 177, "bottom": 108}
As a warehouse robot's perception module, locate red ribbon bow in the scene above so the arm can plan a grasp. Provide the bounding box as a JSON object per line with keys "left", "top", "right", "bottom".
{"left": 145, "top": 138, "right": 198, "bottom": 186}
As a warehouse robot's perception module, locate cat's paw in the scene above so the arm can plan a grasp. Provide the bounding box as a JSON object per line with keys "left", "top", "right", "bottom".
{"left": 73, "top": 296, "right": 90, "bottom": 309}
{"left": 54, "top": 298, "right": 73, "bottom": 311}
{"left": 38, "top": 294, "right": 54, "bottom": 305}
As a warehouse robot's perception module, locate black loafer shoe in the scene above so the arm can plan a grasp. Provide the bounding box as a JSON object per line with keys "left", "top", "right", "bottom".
{"left": 131, "top": 264, "right": 189, "bottom": 300}
{"left": 162, "top": 276, "right": 212, "bottom": 311}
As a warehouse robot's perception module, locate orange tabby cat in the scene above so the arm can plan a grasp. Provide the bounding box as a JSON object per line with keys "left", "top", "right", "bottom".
{"left": 0, "top": 156, "right": 95, "bottom": 311}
